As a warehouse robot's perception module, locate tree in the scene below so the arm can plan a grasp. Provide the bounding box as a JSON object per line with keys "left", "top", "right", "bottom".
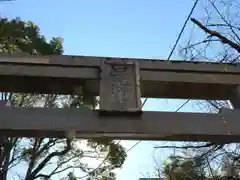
{"left": 159, "top": 148, "right": 240, "bottom": 180}
{"left": 161, "top": 155, "right": 206, "bottom": 180}
{"left": 180, "top": 0, "right": 240, "bottom": 177}
{"left": 180, "top": 0, "right": 240, "bottom": 63}
{"left": 0, "top": 17, "right": 126, "bottom": 180}
{"left": 152, "top": 2, "right": 240, "bottom": 179}
{"left": 179, "top": 0, "right": 240, "bottom": 111}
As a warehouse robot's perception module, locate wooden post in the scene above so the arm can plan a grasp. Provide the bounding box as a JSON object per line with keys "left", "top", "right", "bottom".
{"left": 99, "top": 59, "right": 141, "bottom": 115}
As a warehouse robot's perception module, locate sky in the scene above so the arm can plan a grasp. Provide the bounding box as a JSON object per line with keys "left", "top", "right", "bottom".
{"left": 0, "top": 0, "right": 210, "bottom": 179}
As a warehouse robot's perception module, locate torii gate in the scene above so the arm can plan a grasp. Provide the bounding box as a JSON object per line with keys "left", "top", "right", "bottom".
{"left": 0, "top": 53, "right": 239, "bottom": 143}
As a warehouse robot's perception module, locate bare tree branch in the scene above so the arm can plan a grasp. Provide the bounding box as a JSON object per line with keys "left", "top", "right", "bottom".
{"left": 207, "top": 23, "right": 240, "bottom": 31}
{"left": 34, "top": 155, "right": 84, "bottom": 179}
{"left": 25, "top": 138, "right": 43, "bottom": 179}
{"left": 208, "top": 0, "right": 240, "bottom": 43}
{"left": 26, "top": 139, "right": 72, "bottom": 180}
{"left": 191, "top": 18, "right": 240, "bottom": 53}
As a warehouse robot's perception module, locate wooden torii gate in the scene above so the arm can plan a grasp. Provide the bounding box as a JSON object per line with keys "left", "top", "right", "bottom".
{"left": 0, "top": 53, "right": 239, "bottom": 143}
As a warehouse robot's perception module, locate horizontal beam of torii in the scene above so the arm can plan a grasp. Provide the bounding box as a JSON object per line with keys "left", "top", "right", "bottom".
{"left": 0, "top": 106, "right": 239, "bottom": 143}
{"left": 0, "top": 53, "right": 239, "bottom": 100}
{"left": 0, "top": 53, "right": 239, "bottom": 142}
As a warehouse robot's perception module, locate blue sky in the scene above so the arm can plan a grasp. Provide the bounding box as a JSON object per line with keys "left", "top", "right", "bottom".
{"left": 0, "top": 0, "right": 208, "bottom": 179}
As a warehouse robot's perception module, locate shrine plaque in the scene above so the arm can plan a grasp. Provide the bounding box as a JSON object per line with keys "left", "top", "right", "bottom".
{"left": 99, "top": 59, "right": 141, "bottom": 112}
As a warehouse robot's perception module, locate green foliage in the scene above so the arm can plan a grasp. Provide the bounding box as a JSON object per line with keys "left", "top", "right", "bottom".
{"left": 87, "top": 139, "right": 127, "bottom": 169}
{"left": 160, "top": 151, "right": 240, "bottom": 180}
{"left": 66, "top": 172, "right": 77, "bottom": 180}
{"left": 108, "top": 142, "right": 126, "bottom": 168}
{"left": 0, "top": 17, "right": 63, "bottom": 54}
{"left": 161, "top": 156, "right": 206, "bottom": 180}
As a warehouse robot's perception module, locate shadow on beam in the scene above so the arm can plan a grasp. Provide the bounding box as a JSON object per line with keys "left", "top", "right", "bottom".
{"left": 1, "top": 130, "right": 240, "bottom": 143}
{"left": 0, "top": 58, "right": 239, "bottom": 100}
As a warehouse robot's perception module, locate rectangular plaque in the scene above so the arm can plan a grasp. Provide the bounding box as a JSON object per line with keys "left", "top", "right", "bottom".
{"left": 99, "top": 59, "right": 141, "bottom": 112}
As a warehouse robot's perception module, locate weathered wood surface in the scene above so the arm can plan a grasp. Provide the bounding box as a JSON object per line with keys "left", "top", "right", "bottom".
{"left": 0, "top": 53, "right": 239, "bottom": 100}
{"left": 1, "top": 53, "right": 239, "bottom": 73}
{"left": 230, "top": 85, "right": 240, "bottom": 108}
{"left": 0, "top": 107, "right": 240, "bottom": 142}
{"left": 100, "top": 60, "right": 141, "bottom": 111}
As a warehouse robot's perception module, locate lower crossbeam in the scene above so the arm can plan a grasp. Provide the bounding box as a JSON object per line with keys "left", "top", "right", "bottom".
{"left": 0, "top": 107, "right": 239, "bottom": 142}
